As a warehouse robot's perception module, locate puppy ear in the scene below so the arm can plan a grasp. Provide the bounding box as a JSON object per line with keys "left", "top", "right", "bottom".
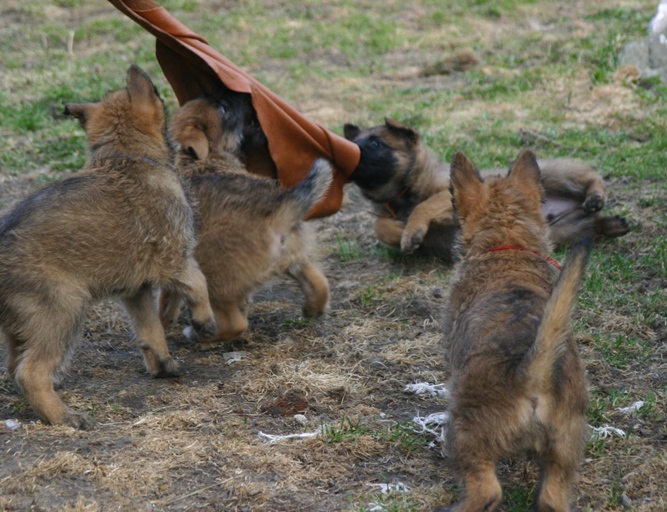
{"left": 126, "top": 65, "right": 160, "bottom": 103}
{"left": 508, "top": 149, "right": 544, "bottom": 206}
{"left": 508, "top": 149, "right": 541, "bottom": 185}
{"left": 343, "top": 123, "right": 361, "bottom": 141}
{"left": 179, "top": 127, "right": 210, "bottom": 160}
{"left": 385, "top": 117, "right": 419, "bottom": 144}
{"left": 63, "top": 103, "right": 91, "bottom": 129}
{"left": 449, "top": 151, "right": 484, "bottom": 218}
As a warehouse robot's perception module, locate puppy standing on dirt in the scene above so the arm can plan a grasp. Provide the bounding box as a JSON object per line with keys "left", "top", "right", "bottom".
{"left": 440, "top": 150, "right": 591, "bottom": 511}
{"left": 0, "top": 66, "right": 216, "bottom": 429}
{"left": 160, "top": 96, "right": 331, "bottom": 345}
{"left": 344, "top": 118, "right": 629, "bottom": 262}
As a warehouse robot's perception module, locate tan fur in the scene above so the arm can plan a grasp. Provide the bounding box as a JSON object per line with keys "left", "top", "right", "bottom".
{"left": 441, "top": 150, "right": 591, "bottom": 512}
{"left": 160, "top": 97, "right": 331, "bottom": 346}
{"left": 343, "top": 118, "right": 629, "bottom": 262}
{"left": 0, "top": 66, "right": 216, "bottom": 429}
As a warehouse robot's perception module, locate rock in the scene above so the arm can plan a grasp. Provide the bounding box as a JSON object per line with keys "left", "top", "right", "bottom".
{"left": 649, "top": 32, "right": 667, "bottom": 68}
{"left": 621, "top": 493, "right": 633, "bottom": 509}
{"left": 618, "top": 30, "right": 667, "bottom": 87}
{"left": 619, "top": 39, "right": 649, "bottom": 69}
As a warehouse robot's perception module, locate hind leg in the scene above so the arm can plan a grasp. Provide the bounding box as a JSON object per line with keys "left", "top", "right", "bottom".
{"left": 123, "top": 285, "right": 179, "bottom": 378}
{"left": 448, "top": 463, "right": 503, "bottom": 512}
{"left": 547, "top": 209, "right": 596, "bottom": 248}
{"left": 287, "top": 262, "right": 329, "bottom": 318}
{"left": 595, "top": 214, "right": 631, "bottom": 238}
{"left": 158, "top": 288, "right": 183, "bottom": 328}
{"left": 10, "top": 301, "right": 93, "bottom": 429}
{"left": 209, "top": 301, "right": 249, "bottom": 344}
{"left": 4, "top": 330, "right": 19, "bottom": 380}
{"left": 538, "top": 160, "right": 607, "bottom": 213}
{"left": 581, "top": 175, "right": 607, "bottom": 214}
{"left": 535, "top": 462, "right": 575, "bottom": 512}
{"left": 444, "top": 414, "right": 504, "bottom": 512}
{"left": 168, "top": 257, "right": 216, "bottom": 339}
{"left": 16, "top": 354, "right": 94, "bottom": 429}
{"left": 535, "top": 416, "right": 585, "bottom": 512}
{"left": 548, "top": 210, "right": 631, "bottom": 248}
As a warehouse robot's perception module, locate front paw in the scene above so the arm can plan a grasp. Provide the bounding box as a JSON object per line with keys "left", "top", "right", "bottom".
{"left": 153, "top": 356, "right": 181, "bottom": 378}
{"left": 583, "top": 193, "right": 605, "bottom": 213}
{"left": 64, "top": 410, "right": 96, "bottom": 430}
{"left": 400, "top": 225, "right": 427, "bottom": 253}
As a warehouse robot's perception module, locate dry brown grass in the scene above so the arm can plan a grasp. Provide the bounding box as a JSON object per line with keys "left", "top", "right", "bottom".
{"left": 1, "top": 0, "right": 666, "bottom": 510}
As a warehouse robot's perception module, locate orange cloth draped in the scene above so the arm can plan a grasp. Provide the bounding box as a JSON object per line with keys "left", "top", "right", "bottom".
{"left": 108, "top": 0, "right": 360, "bottom": 218}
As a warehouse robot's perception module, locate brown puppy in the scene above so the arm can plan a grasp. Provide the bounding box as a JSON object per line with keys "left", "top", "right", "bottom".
{"left": 441, "top": 150, "right": 591, "bottom": 511}
{"left": 160, "top": 97, "right": 331, "bottom": 346}
{"left": 0, "top": 66, "right": 216, "bottom": 429}
{"left": 344, "top": 118, "right": 629, "bottom": 262}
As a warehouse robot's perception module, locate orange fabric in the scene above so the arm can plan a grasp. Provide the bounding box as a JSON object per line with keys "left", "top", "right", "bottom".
{"left": 108, "top": 0, "right": 360, "bottom": 218}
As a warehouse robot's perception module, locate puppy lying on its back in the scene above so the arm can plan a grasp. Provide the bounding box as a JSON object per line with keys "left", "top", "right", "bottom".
{"left": 441, "top": 150, "right": 591, "bottom": 512}
{"left": 344, "top": 118, "right": 629, "bottom": 262}
{"left": 160, "top": 96, "right": 332, "bottom": 346}
{"left": 0, "top": 66, "right": 215, "bottom": 428}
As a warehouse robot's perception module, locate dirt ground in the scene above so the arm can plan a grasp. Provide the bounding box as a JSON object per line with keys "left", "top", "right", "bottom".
{"left": 0, "top": 176, "right": 458, "bottom": 511}
{"left": 1, "top": 1, "right": 666, "bottom": 511}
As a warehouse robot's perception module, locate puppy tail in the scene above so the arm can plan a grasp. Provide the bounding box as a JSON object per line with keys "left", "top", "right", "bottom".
{"left": 271, "top": 159, "right": 333, "bottom": 232}
{"left": 529, "top": 235, "right": 593, "bottom": 388}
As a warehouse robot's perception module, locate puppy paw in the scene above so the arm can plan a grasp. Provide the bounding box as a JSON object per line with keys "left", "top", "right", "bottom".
{"left": 400, "top": 226, "right": 426, "bottom": 253}
{"left": 583, "top": 193, "right": 605, "bottom": 213}
{"left": 302, "top": 305, "right": 325, "bottom": 318}
{"left": 191, "top": 317, "right": 217, "bottom": 340}
{"left": 153, "top": 356, "right": 181, "bottom": 378}
{"left": 198, "top": 340, "right": 214, "bottom": 351}
{"left": 596, "top": 215, "right": 631, "bottom": 238}
{"left": 64, "top": 410, "right": 96, "bottom": 430}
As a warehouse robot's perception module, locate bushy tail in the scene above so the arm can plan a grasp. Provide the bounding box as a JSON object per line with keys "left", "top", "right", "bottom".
{"left": 529, "top": 236, "right": 594, "bottom": 388}
{"left": 271, "top": 159, "right": 333, "bottom": 233}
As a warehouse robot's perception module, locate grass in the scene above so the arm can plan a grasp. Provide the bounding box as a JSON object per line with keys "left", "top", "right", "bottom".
{"left": 336, "top": 234, "right": 367, "bottom": 262}
{"left": 356, "top": 285, "right": 384, "bottom": 309}
{"left": 503, "top": 483, "right": 535, "bottom": 511}
{"left": 323, "top": 416, "right": 426, "bottom": 455}
{"left": 1, "top": 0, "right": 666, "bottom": 510}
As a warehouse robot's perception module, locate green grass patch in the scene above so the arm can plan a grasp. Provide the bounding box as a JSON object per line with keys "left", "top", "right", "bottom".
{"left": 503, "top": 483, "right": 535, "bottom": 511}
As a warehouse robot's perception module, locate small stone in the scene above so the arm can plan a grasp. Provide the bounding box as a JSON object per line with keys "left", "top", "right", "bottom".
{"left": 223, "top": 351, "right": 248, "bottom": 364}
{"left": 5, "top": 419, "right": 20, "bottom": 431}
{"left": 294, "top": 414, "right": 308, "bottom": 426}
{"left": 621, "top": 493, "right": 633, "bottom": 509}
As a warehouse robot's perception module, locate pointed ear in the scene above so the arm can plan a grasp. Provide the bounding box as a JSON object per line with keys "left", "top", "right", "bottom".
{"left": 508, "top": 149, "right": 541, "bottom": 184}
{"left": 449, "top": 151, "right": 484, "bottom": 218}
{"left": 126, "top": 65, "right": 160, "bottom": 104}
{"left": 385, "top": 117, "right": 419, "bottom": 144}
{"left": 63, "top": 102, "right": 91, "bottom": 129}
{"left": 343, "top": 123, "right": 361, "bottom": 141}
{"left": 178, "top": 126, "right": 209, "bottom": 161}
